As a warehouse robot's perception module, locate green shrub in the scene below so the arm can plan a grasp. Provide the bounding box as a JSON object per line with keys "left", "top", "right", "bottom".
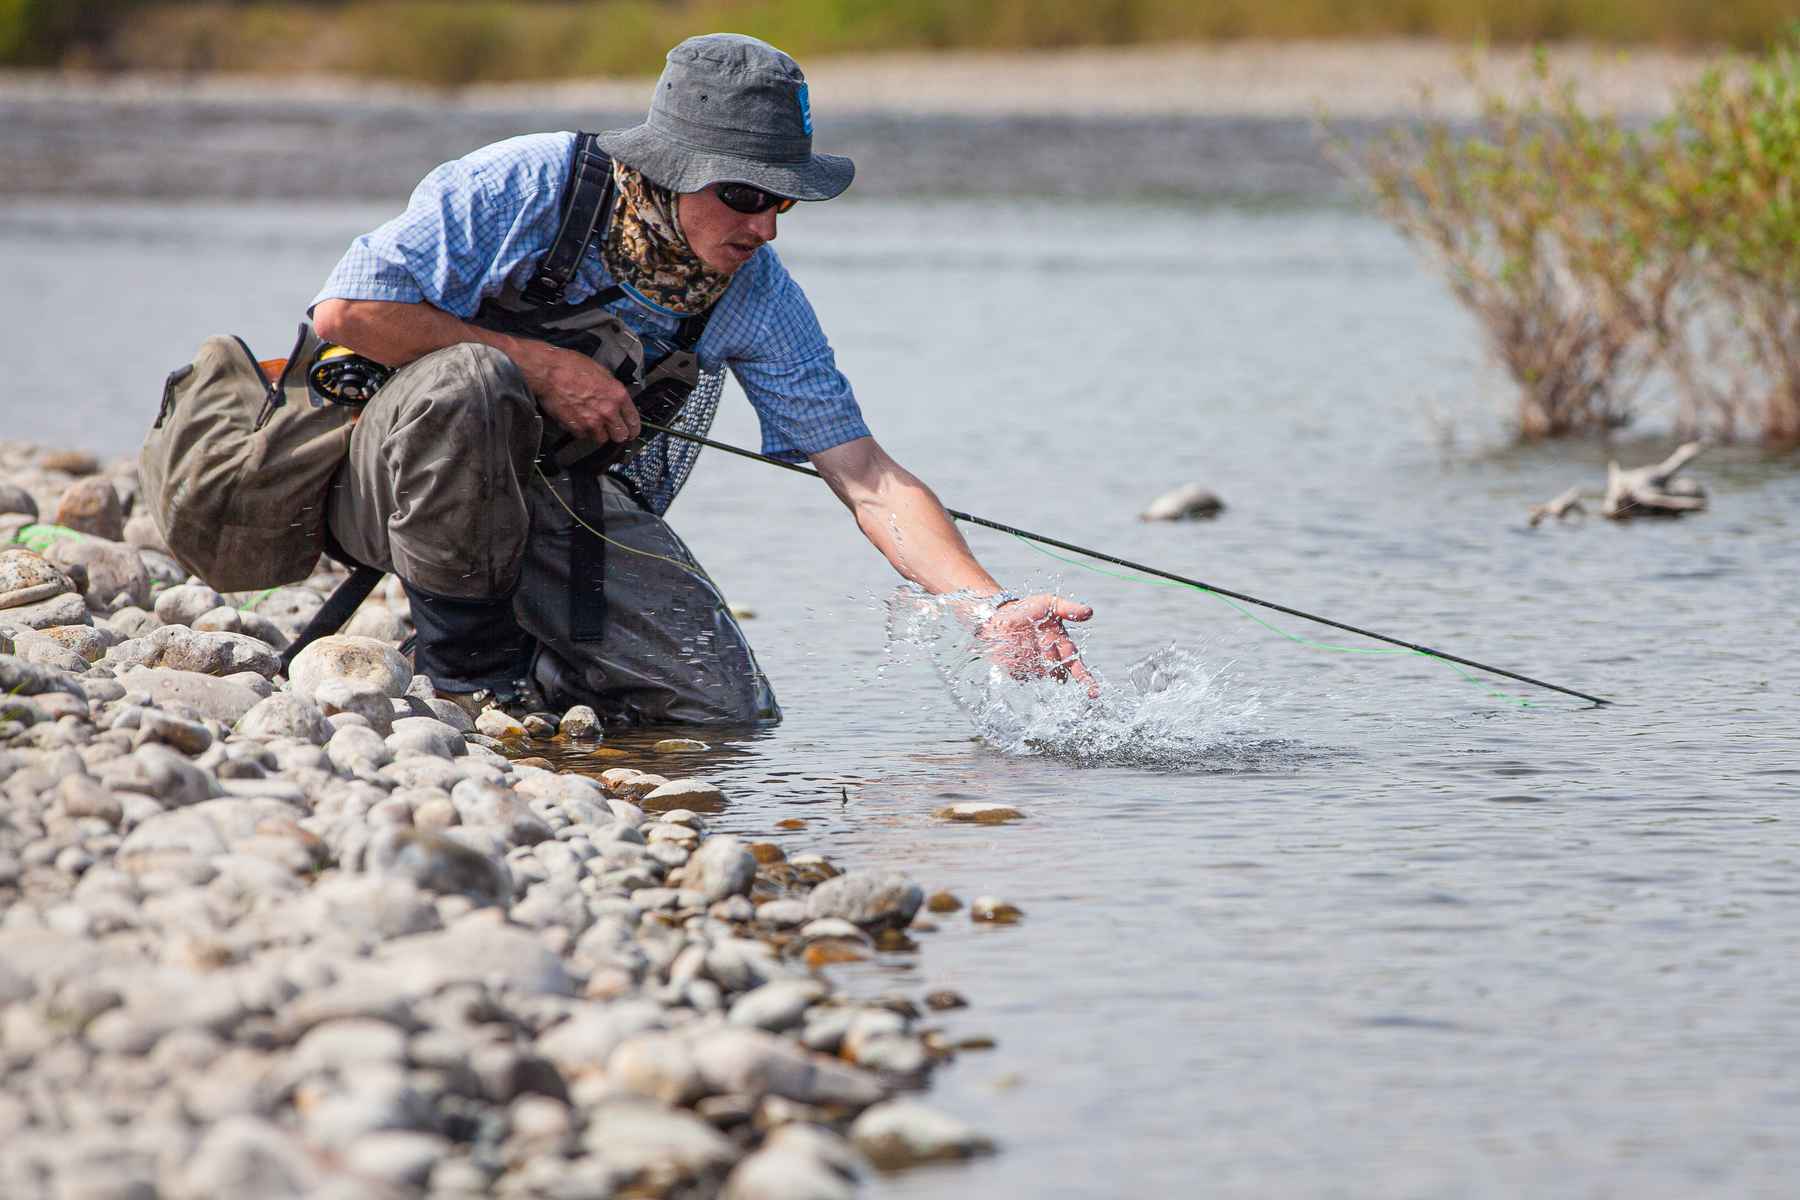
{"left": 1352, "top": 39, "right": 1800, "bottom": 444}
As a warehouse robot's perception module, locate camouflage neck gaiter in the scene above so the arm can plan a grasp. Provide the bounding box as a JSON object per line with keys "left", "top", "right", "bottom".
{"left": 601, "top": 162, "right": 735, "bottom": 317}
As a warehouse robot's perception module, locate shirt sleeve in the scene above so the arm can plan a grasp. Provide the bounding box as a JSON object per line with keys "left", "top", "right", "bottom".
{"left": 310, "top": 134, "right": 569, "bottom": 319}
{"left": 722, "top": 253, "right": 871, "bottom": 462}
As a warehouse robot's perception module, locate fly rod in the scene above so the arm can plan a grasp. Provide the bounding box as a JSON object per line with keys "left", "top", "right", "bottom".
{"left": 641, "top": 421, "right": 1612, "bottom": 707}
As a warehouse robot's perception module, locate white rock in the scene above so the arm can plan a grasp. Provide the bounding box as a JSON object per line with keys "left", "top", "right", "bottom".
{"left": 287, "top": 635, "right": 411, "bottom": 702}
{"left": 234, "top": 694, "right": 333, "bottom": 745}
{"left": 728, "top": 979, "right": 828, "bottom": 1032}
{"left": 689, "top": 834, "right": 756, "bottom": 903}
{"left": 723, "top": 1125, "right": 863, "bottom": 1200}
{"left": 153, "top": 583, "right": 226, "bottom": 627}
{"left": 607, "top": 1031, "right": 704, "bottom": 1105}
{"left": 692, "top": 1027, "right": 887, "bottom": 1109}
{"left": 559, "top": 704, "right": 601, "bottom": 738}
{"left": 475, "top": 708, "right": 527, "bottom": 739}
{"left": 642, "top": 778, "right": 725, "bottom": 808}
{"left": 1139, "top": 482, "right": 1225, "bottom": 521}
{"left": 849, "top": 1100, "right": 996, "bottom": 1168}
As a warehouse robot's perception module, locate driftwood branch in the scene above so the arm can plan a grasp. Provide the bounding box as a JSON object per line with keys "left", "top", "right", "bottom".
{"left": 1527, "top": 485, "right": 1588, "bottom": 527}
{"left": 1603, "top": 441, "right": 1707, "bottom": 519}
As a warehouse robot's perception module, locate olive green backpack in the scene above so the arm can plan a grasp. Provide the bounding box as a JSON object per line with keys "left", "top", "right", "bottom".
{"left": 139, "top": 323, "right": 356, "bottom": 593}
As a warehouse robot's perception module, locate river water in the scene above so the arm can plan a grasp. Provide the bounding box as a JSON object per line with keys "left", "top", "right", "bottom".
{"left": 5, "top": 102, "right": 1800, "bottom": 1198}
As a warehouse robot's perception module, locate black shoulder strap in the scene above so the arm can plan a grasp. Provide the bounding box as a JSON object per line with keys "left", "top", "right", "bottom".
{"left": 521, "top": 132, "right": 614, "bottom": 308}
{"left": 674, "top": 308, "right": 711, "bottom": 352}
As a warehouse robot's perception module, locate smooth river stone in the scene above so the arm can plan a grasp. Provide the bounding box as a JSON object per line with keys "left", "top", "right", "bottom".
{"left": 0, "top": 652, "right": 85, "bottom": 699}
{"left": 849, "top": 1100, "right": 995, "bottom": 1169}
{"left": 932, "top": 801, "right": 1025, "bottom": 824}
{"left": 0, "top": 550, "right": 69, "bottom": 615}
{"left": 0, "top": 483, "right": 37, "bottom": 519}
{"left": 607, "top": 1031, "right": 705, "bottom": 1105}
{"left": 120, "top": 668, "right": 263, "bottom": 724}
{"left": 1140, "top": 481, "right": 1226, "bottom": 521}
{"left": 474, "top": 708, "right": 527, "bottom": 739}
{"left": 687, "top": 834, "right": 756, "bottom": 903}
{"left": 970, "top": 896, "right": 1024, "bottom": 924}
{"left": 286, "top": 634, "right": 411, "bottom": 701}
{"left": 641, "top": 778, "right": 726, "bottom": 812}
{"left": 36, "top": 622, "right": 118, "bottom": 663}
{"left": 578, "top": 1099, "right": 740, "bottom": 1180}
{"left": 315, "top": 678, "right": 395, "bottom": 736}
{"left": 45, "top": 536, "right": 151, "bottom": 609}
{"left": 691, "top": 1027, "right": 887, "bottom": 1109}
{"left": 122, "top": 626, "right": 280, "bottom": 678}
{"left": 153, "top": 583, "right": 226, "bottom": 628}
{"left": 805, "top": 871, "right": 924, "bottom": 932}
{"left": 234, "top": 694, "right": 333, "bottom": 744}
{"left": 722, "top": 1124, "right": 863, "bottom": 1200}
{"left": 559, "top": 704, "right": 601, "bottom": 738}
{"left": 363, "top": 827, "right": 511, "bottom": 906}
{"left": 0, "top": 590, "right": 90, "bottom": 629}
{"left": 728, "top": 979, "right": 828, "bottom": 1033}
{"left": 375, "top": 913, "right": 575, "bottom": 997}
{"left": 52, "top": 476, "right": 125, "bottom": 540}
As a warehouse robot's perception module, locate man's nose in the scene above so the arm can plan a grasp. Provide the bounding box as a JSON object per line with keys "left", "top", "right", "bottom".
{"left": 748, "top": 208, "right": 778, "bottom": 242}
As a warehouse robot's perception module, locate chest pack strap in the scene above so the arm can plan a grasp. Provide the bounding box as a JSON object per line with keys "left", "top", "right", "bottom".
{"left": 521, "top": 132, "right": 615, "bottom": 308}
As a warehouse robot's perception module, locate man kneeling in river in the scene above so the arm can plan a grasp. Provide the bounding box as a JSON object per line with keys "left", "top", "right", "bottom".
{"left": 310, "top": 33, "right": 1094, "bottom": 726}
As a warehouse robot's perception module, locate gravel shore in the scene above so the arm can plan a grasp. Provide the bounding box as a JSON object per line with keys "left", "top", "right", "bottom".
{"left": 0, "top": 440, "right": 995, "bottom": 1199}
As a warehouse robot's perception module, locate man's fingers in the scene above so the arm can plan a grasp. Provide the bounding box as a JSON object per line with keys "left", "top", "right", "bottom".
{"left": 1052, "top": 597, "right": 1094, "bottom": 622}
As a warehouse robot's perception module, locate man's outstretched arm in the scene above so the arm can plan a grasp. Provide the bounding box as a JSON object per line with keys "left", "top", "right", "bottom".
{"left": 312, "top": 298, "right": 641, "bottom": 445}
{"left": 811, "top": 436, "right": 1097, "bottom": 696}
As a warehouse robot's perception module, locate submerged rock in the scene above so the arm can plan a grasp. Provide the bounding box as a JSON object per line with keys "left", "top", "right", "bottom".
{"left": 932, "top": 802, "right": 1024, "bottom": 824}
{"left": 970, "top": 897, "right": 1024, "bottom": 925}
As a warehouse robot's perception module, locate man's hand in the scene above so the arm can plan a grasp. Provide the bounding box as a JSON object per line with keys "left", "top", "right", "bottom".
{"left": 312, "top": 299, "right": 643, "bottom": 446}
{"left": 977, "top": 594, "right": 1099, "bottom": 699}
{"left": 533, "top": 346, "right": 640, "bottom": 444}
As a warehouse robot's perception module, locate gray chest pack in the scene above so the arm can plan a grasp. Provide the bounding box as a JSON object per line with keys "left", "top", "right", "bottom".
{"left": 139, "top": 132, "right": 718, "bottom": 667}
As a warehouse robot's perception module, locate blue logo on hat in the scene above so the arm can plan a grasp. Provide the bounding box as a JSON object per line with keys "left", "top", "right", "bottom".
{"left": 797, "top": 82, "right": 812, "bottom": 135}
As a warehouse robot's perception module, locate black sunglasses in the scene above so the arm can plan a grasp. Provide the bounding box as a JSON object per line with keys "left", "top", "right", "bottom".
{"left": 715, "top": 182, "right": 798, "bottom": 215}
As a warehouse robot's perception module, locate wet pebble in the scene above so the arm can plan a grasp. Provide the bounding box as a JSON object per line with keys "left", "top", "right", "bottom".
{"left": 849, "top": 1099, "right": 996, "bottom": 1169}
{"left": 970, "top": 897, "right": 1024, "bottom": 924}
{"left": 932, "top": 801, "right": 1025, "bottom": 824}
{"left": 558, "top": 704, "right": 600, "bottom": 738}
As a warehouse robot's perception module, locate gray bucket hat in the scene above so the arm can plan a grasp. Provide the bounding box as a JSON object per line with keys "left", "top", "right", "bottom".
{"left": 598, "top": 34, "right": 854, "bottom": 202}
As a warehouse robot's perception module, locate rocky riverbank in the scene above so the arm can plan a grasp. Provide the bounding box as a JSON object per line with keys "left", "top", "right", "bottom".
{"left": 0, "top": 440, "right": 996, "bottom": 1199}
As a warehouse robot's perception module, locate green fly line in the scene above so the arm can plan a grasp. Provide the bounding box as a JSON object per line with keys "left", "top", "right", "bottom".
{"left": 1004, "top": 530, "right": 1537, "bottom": 709}
{"left": 631, "top": 419, "right": 1607, "bottom": 707}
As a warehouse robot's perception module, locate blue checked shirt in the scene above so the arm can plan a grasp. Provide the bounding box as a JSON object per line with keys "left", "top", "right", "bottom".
{"left": 312, "top": 131, "right": 869, "bottom": 462}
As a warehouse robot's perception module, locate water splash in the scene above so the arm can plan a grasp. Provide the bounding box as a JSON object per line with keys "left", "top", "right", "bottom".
{"left": 882, "top": 587, "right": 1279, "bottom": 770}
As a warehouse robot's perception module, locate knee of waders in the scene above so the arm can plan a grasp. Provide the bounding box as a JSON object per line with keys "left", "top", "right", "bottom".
{"left": 381, "top": 343, "right": 540, "bottom": 443}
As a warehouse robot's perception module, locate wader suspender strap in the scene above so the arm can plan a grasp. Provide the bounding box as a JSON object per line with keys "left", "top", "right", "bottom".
{"left": 566, "top": 300, "right": 715, "bottom": 645}
{"left": 523, "top": 133, "right": 615, "bottom": 307}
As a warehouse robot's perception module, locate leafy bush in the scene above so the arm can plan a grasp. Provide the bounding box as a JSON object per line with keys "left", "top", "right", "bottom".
{"left": 1353, "top": 41, "right": 1800, "bottom": 444}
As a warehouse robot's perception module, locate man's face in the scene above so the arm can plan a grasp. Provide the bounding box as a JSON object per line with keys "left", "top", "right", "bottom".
{"left": 678, "top": 185, "right": 779, "bottom": 274}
